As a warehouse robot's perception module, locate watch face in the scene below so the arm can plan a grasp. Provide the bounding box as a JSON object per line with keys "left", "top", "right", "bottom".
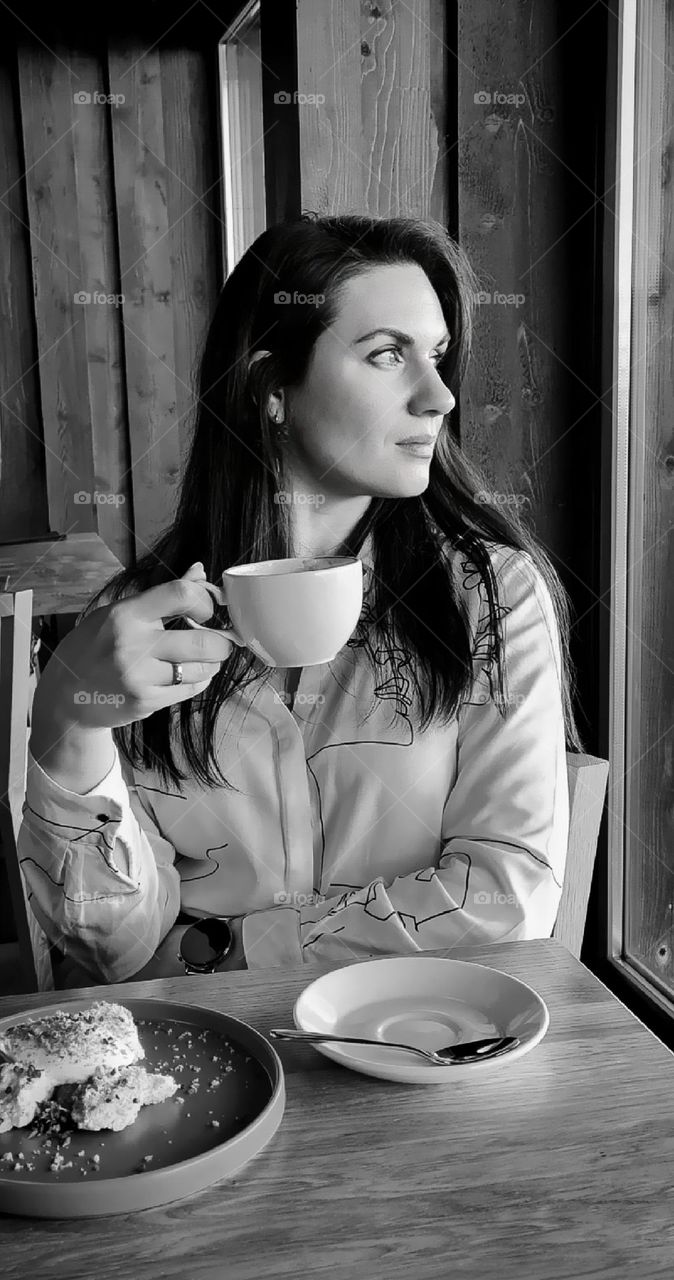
{"left": 179, "top": 918, "right": 233, "bottom": 972}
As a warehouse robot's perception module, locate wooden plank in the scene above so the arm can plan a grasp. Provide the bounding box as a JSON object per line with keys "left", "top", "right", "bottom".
{"left": 621, "top": 0, "right": 674, "bottom": 987}
{"left": 0, "top": 47, "right": 50, "bottom": 540}
{"left": 429, "top": 0, "right": 450, "bottom": 229}
{"left": 2, "top": 38, "right": 132, "bottom": 563}
{"left": 455, "top": 0, "right": 607, "bottom": 764}
{"left": 0, "top": 532, "right": 123, "bottom": 614}
{"left": 456, "top": 2, "right": 594, "bottom": 556}
{"left": 106, "top": 41, "right": 219, "bottom": 555}
{"left": 457, "top": 4, "right": 553, "bottom": 502}
{"left": 161, "top": 46, "right": 223, "bottom": 475}
{"left": 296, "top": 0, "right": 365, "bottom": 215}
{"left": 70, "top": 51, "right": 134, "bottom": 569}
{"left": 108, "top": 45, "right": 196, "bottom": 556}
{"left": 296, "top": 0, "right": 439, "bottom": 219}
{"left": 361, "top": 0, "right": 437, "bottom": 218}
{"left": 17, "top": 41, "right": 97, "bottom": 536}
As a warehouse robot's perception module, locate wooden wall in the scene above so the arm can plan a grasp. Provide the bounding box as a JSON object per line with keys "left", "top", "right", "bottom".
{"left": 0, "top": 0, "right": 607, "bottom": 754}
{"left": 0, "top": 16, "right": 228, "bottom": 565}
{"left": 0, "top": 44, "right": 50, "bottom": 542}
{"left": 456, "top": 0, "right": 608, "bottom": 755}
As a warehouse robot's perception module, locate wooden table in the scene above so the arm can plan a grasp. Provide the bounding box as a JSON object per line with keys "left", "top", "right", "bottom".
{"left": 1, "top": 938, "right": 674, "bottom": 1279}
{"left": 0, "top": 531, "right": 124, "bottom": 731}
{"left": 0, "top": 532, "right": 123, "bottom": 615}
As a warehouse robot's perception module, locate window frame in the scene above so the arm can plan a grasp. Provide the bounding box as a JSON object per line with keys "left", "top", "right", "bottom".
{"left": 218, "top": 0, "right": 266, "bottom": 275}
{"left": 601, "top": 0, "right": 674, "bottom": 1030}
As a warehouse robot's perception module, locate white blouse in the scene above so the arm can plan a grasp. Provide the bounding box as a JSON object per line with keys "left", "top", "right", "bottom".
{"left": 18, "top": 537, "right": 570, "bottom": 982}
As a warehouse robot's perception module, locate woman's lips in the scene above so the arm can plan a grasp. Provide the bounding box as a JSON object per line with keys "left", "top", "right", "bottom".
{"left": 396, "top": 441, "right": 435, "bottom": 457}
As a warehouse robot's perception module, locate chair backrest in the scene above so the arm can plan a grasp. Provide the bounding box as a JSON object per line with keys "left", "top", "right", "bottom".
{"left": 552, "top": 752, "right": 610, "bottom": 958}
{"left": 0, "top": 589, "right": 54, "bottom": 991}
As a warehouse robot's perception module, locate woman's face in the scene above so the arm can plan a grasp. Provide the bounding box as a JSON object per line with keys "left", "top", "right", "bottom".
{"left": 282, "top": 262, "right": 456, "bottom": 500}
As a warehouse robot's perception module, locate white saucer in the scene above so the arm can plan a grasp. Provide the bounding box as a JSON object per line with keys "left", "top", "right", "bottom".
{"left": 293, "top": 957, "right": 549, "bottom": 1084}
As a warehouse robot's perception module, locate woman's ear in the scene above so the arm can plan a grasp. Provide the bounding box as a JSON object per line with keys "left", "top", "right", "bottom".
{"left": 247, "top": 349, "right": 271, "bottom": 405}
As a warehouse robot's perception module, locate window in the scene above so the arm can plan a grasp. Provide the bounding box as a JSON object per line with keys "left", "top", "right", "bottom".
{"left": 218, "top": 0, "right": 267, "bottom": 274}
{"left": 607, "top": 0, "right": 674, "bottom": 1014}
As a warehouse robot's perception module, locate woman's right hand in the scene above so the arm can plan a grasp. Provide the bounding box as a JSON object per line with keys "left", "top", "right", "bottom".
{"left": 37, "top": 562, "right": 239, "bottom": 732}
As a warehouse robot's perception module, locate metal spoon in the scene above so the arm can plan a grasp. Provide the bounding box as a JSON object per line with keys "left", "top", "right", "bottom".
{"left": 268, "top": 1029, "right": 519, "bottom": 1065}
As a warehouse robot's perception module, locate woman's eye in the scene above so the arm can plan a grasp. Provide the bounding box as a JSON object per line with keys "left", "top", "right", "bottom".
{"left": 368, "top": 347, "right": 447, "bottom": 368}
{"left": 368, "top": 347, "right": 404, "bottom": 367}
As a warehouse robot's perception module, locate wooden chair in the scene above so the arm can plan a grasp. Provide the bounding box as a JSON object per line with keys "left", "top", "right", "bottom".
{"left": 552, "top": 752, "right": 610, "bottom": 958}
{"left": 0, "top": 588, "right": 54, "bottom": 991}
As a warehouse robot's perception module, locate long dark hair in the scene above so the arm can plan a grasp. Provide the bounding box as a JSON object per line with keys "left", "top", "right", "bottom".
{"left": 82, "top": 213, "right": 585, "bottom": 788}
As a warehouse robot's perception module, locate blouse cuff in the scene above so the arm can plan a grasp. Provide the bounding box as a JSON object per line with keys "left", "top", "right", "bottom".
{"left": 242, "top": 907, "right": 302, "bottom": 969}
{"left": 25, "top": 744, "right": 127, "bottom": 833}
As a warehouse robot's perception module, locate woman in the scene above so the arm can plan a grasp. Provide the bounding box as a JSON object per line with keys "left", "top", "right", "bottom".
{"left": 22, "top": 213, "right": 584, "bottom": 986}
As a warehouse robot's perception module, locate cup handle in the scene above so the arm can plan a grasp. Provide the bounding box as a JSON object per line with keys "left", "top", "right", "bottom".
{"left": 185, "top": 615, "right": 246, "bottom": 648}
{"left": 220, "top": 627, "right": 246, "bottom": 648}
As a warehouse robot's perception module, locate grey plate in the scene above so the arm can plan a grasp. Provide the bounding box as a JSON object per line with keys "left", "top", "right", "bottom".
{"left": 0, "top": 997, "right": 285, "bottom": 1219}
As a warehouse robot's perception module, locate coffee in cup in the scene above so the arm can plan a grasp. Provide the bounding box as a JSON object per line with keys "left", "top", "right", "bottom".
{"left": 187, "top": 556, "right": 363, "bottom": 667}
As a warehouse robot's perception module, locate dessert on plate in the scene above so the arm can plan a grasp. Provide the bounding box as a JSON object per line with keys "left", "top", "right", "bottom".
{"left": 70, "top": 1063, "right": 178, "bottom": 1132}
{"left": 0, "top": 1001, "right": 143, "bottom": 1086}
{"left": 0, "top": 1061, "right": 54, "bottom": 1132}
{"left": 0, "top": 1002, "right": 177, "bottom": 1135}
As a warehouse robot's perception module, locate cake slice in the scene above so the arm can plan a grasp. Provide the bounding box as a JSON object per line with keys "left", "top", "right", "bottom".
{"left": 0, "top": 1002, "right": 144, "bottom": 1089}
{"left": 70, "top": 1064, "right": 178, "bottom": 1132}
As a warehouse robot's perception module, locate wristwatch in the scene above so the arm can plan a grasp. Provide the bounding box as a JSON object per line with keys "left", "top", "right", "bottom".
{"left": 177, "top": 917, "right": 234, "bottom": 975}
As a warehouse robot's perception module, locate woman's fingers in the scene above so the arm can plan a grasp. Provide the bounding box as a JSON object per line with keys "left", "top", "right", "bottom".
{"left": 46, "top": 562, "right": 233, "bottom": 731}
{"left": 152, "top": 657, "right": 224, "bottom": 688}
{"left": 151, "top": 620, "right": 238, "bottom": 691}
{"left": 154, "top": 627, "right": 234, "bottom": 665}
{"left": 131, "top": 575, "right": 227, "bottom": 627}
{"left": 158, "top": 670, "right": 221, "bottom": 691}
{"left": 148, "top": 585, "right": 235, "bottom": 686}
{"left": 182, "top": 561, "right": 207, "bottom": 580}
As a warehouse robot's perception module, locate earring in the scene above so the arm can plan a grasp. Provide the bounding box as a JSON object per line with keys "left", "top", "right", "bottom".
{"left": 270, "top": 404, "right": 289, "bottom": 442}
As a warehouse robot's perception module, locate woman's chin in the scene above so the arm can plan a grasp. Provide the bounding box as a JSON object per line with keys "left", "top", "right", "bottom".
{"left": 376, "top": 478, "right": 430, "bottom": 499}
{"left": 351, "top": 466, "right": 431, "bottom": 500}
{"left": 391, "top": 471, "right": 431, "bottom": 496}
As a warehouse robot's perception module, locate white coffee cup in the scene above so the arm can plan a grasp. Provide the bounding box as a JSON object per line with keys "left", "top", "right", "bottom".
{"left": 187, "top": 556, "right": 363, "bottom": 667}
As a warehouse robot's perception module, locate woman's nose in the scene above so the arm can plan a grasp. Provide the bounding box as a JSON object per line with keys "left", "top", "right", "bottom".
{"left": 408, "top": 364, "right": 456, "bottom": 418}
